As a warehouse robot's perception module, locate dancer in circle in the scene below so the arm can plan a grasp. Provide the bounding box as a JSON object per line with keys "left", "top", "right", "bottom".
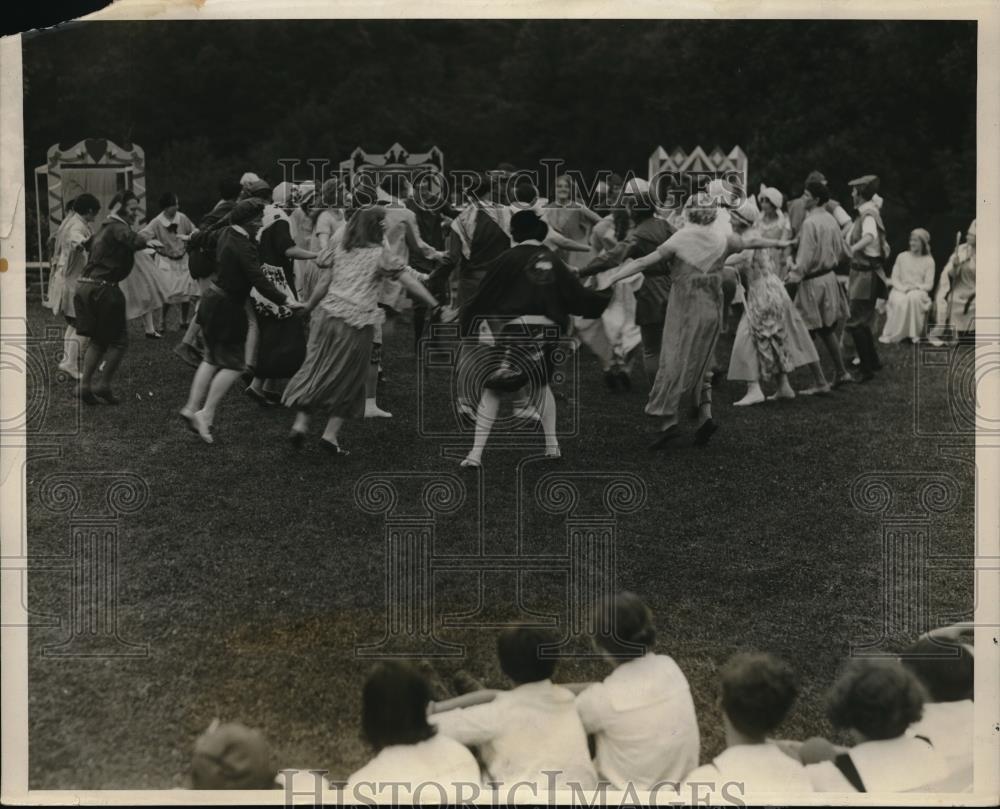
{"left": 726, "top": 197, "right": 819, "bottom": 405}
{"left": 140, "top": 191, "right": 197, "bottom": 331}
{"left": 46, "top": 193, "right": 100, "bottom": 380}
{"left": 181, "top": 199, "right": 304, "bottom": 443}
{"left": 74, "top": 191, "right": 161, "bottom": 405}
{"left": 600, "top": 196, "right": 792, "bottom": 448}
{"left": 458, "top": 209, "right": 610, "bottom": 468}
{"left": 785, "top": 179, "right": 853, "bottom": 394}
{"left": 283, "top": 206, "right": 440, "bottom": 455}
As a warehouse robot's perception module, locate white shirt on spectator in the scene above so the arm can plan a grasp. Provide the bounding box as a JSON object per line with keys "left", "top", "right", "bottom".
{"left": 682, "top": 742, "right": 813, "bottom": 797}
{"left": 346, "top": 732, "right": 482, "bottom": 801}
{"left": 806, "top": 735, "right": 948, "bottom": 792}
{"left": 907, "top": 700, "right": 973, "bottom": 791}
{"left": 575, "top": 652, "right": 700, "bottom": 789}
{"left": 430, "top": 679, "right": 598, "bottom": 791}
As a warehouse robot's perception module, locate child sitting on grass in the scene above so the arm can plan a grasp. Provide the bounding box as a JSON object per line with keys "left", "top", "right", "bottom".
{"left": 681, "top": 652, "right": 812, "bottom": 797}
{"left": 430, "top": 624, "right": 598, "bottom": 792}
{"left": 574, "top": 591, "right": 700, "bottom": 789}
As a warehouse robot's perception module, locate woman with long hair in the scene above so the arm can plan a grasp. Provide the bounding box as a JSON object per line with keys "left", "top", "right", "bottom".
{"left": 283, "top": 206, "right": 440, "bottom": 455}
{"left": 929, "top": 220, "right": 976, "bottom": 345}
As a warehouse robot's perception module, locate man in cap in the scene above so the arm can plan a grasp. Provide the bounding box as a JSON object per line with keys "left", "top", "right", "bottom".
{"left": 787, "top": 171, "right": 851, "bottom": 239}
{"left": 844, "top": 174, "right": 889, "bottom": 381}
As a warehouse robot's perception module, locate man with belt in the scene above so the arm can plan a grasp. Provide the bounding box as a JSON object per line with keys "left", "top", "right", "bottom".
{"left": 786, "top": 179, "right": 853, "bottom": 394}
{"left": 73, "top": 190, "right": 161, "bottom": 405}
{"left": 845, "top": 174, "right": 889, "bottom": 381}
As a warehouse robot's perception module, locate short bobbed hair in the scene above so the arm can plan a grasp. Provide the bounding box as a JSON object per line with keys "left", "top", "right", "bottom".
{"left": 593, "top": 591, "right": 655, "bottom": 658}
{"left": 73, "top": 193, "right": 101, "bottom": 217}
{"left": 497, "top": 625, "right": 557, "bottom": 684}
{"left": 804, "top": 180, "right": 830, "bottom": 205}
{"left": 827, "top": 660, "right": 925, "bottom": 741}
{"left": 720, "top": 653, "right": 798, "bottom": 739}
{"left": 159, "top": 191, "right": 179, "bottom": 209}
{"left": 901, "top": 638, "right": 974, "bottom": 703}
{"left": 361, "top": 662, "right": 436, "bottom": 751}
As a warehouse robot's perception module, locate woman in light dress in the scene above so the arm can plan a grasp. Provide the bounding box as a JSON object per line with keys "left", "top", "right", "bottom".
{"left": 929, "top": 219, "right": 976, "bottom": 345}
{"left": 755, "top": 186, "right": 792, "bottom": 281}
{"left": 140, "top": 191, "right": 197, "bottom": 330}
{"left": 601, "top": 196, "right": 792, "bottom": 448}
{"left": 283, "top": 207, "right": 439, "bottom": 455}
{"left": 46, "top": 194, "right": 100, "bottom": 379}
{"left": 726, "top": 197, "right": 820, "bottom": 406}
{"left": 879, "top": 228, "right": 935, "bottom": 343}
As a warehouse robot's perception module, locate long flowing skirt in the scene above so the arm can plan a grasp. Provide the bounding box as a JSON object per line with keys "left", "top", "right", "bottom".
{"left": 880, "top": 288, "right": 931, "bottom": 343}
{"left": 156, "top": 254, "right": 199, "bottom": 303}
{"left": 728, "top": 274, "right": 819, "bottom": 381}
{"left": 120, "top": 251, "right": 171, "bottom": 320}
{"left": 294, "top": 258, "right": 324, "bottom": 303}
{"left": 282, "top": 308, "right": 373, "bottom": 418}
{"left": 645, "top": 271, "right": 722, "bottom": 420}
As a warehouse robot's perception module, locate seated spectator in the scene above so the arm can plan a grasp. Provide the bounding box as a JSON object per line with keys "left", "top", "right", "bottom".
{"left": 347, "top": 662, "right": 481, "bottom": 800}
{"left": 901, "top": 632, "right": 974, "bottom": 791}
{"left": 681, "top": 653, "right": 812, "bottom": 797}
{"left": 430, "top": 624, "right": 598, "bottom": 791}
{"left": 879, "top": 228, "right": 935, "bottom": 343}
{"left": 191, "top": 721, "right": 278, "bottom": 789}
{"left": 574, "top": 591, "right": 700, "bottom": 789}
{"left": 805, "top": 660, "right": 947, "bottom": 792}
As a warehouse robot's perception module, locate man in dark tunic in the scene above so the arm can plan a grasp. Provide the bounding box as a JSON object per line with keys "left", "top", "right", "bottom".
{"left": 74, "top": 190, "right": 157, "bottom": 404}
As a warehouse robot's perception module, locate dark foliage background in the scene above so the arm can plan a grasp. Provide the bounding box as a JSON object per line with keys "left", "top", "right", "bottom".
{"left": 24, "top": 19, "right": 975, "bottom": 268}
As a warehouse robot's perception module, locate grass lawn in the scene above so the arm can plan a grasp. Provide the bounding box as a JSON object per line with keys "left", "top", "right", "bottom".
{"left": 24, "top": 300, "right": 973, "bottom": 789}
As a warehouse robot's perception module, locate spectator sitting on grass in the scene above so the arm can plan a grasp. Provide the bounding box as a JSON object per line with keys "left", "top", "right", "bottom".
{"left": 574, "top": 591, "right": 700, "bottom": 790}
{"left": 681, "top": 653, "right": 812, "bottom": 797}
{"left": 346, "top": 661, "right": 481, "bottom": 801}
{"left": 191, "top": 720, "right": 277, "bottom": 789}
{"left": 901, "top": 626, "right": 974, "bottom": 791}
{"left": 803, "top": 659, "right": 947, "bottom": 792}
{"left": 430, "top": 624, "right": 598, "bottom": 791}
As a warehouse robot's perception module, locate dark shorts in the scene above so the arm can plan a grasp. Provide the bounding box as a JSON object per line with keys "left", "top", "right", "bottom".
{"left": 73, "top": 281, "right": 127, "bottom": 349}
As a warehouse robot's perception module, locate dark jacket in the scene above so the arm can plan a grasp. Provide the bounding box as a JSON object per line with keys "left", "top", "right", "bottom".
{"left": 214, "top": 226, "right": 287, "bottom": 305}
{"left": 461, "top": 242, "right": 610, "bottom": 335}
{"left": 82, "top": 217, "right": 149, "bottom": 283}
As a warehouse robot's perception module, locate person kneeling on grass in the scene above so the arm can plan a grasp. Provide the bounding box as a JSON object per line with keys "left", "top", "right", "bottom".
{"left": 681, "top": 652, "right": 812, "bottom": 798}
{"left": 574, "top": 591, "right": 700, "bottom": 790}
{"left": 346, "top": 662, "right": 481, "bottom": 801}
{"left": 180, "top": 199, "right": 304, "bottom": 444}
{"left": 429, "top": 624, "right": 598, "bottom": 792}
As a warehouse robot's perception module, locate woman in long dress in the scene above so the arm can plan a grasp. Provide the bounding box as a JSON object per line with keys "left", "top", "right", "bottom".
{"left": 726, "top": 198, "right": 820, "bottom": 406}
{"left": 756, "top": 186, "right": 792, "bottom": 281}
{"left": 879, "top": 229, "right": 935, "bottom": 343}
{"left": 47, "top": 194, "right": 99, "bottom": 379}
{"left": 283, "top": 207, "right": 440, "bottom": 455}
{"left": 140, "top": 192, "right": 197, "bottom": 330}
{"left": 600, "top": 198, "right": 791, "bottom": 448}
{"left": 120, "top": 216, "right": 172, "bottom": 338}
{"left": 929, "top": 220, "right": 976, "bottom": 345}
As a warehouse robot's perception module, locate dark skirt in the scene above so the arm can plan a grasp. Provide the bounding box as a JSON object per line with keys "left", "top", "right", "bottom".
{"left": 197, "top": 285, "right": 247, "bottom": 371}
{"left": 281, "top": 308, "right": 373, "bottom": 418}
{"left": 73, "top": 280, "right": 127, "bottom": 348}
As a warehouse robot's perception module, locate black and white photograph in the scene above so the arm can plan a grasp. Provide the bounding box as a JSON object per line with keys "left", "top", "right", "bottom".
{"left": 0, "top": 1, "right": 998, "bottom": 805}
